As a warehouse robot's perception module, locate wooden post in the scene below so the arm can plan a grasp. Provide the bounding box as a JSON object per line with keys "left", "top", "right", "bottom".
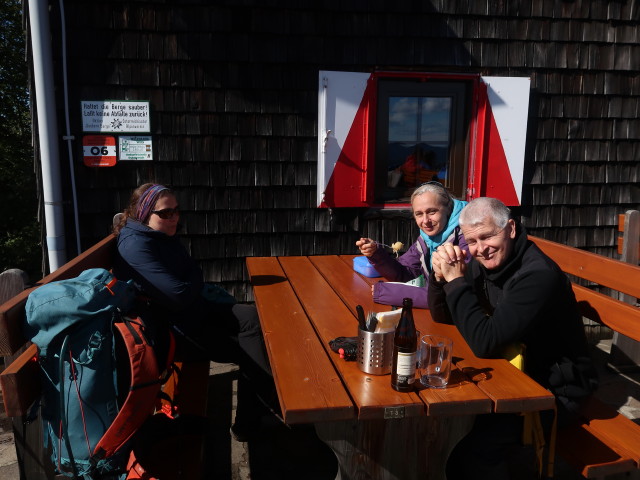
{"left": 608, "top": 210, "right": 640, "bottom": 372}
{"left": 1, "top": 269, "right": 52, "bottom": 480}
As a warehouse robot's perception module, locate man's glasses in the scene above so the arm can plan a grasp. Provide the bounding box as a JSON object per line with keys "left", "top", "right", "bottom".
{"left": 151, "top": 207, "right": 180, "bottom": 219}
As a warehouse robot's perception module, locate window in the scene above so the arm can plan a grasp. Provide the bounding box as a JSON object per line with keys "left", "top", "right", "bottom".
{"left": 317, "top": 71, "right": 530, "bottom": 209}
{"left": 375, "top": 79, "right": 470, "bottom": 203}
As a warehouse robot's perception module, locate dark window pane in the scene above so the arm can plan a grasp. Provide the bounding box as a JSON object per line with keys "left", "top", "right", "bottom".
{"left": 376, "top": 80, "right": 469, "bottom": 204}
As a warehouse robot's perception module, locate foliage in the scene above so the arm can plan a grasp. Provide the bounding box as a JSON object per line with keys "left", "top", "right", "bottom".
{"left": 0, "top": 0, "right": 41, "bottom": 281}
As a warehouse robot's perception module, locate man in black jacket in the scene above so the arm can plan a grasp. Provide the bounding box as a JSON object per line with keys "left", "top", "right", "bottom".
{"left": 428, "top": 197, "right": 596, "bottom": 480}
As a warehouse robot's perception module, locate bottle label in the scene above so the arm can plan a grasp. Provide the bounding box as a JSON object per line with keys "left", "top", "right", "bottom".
{"left": 396, "top": 351, "right": 416, "bottom": 378}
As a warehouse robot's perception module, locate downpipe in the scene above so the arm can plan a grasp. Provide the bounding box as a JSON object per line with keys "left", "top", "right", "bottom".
{"left": 28, "top": 0, "right": 67, "bottom": 271}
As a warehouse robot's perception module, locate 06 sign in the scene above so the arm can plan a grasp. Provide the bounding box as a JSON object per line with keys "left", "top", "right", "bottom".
{"left": 83, "top": 135, "right": 116, "bottom": 167}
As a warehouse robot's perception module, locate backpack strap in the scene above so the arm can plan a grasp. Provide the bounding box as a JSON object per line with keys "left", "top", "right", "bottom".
{"left": 92, "top": 316, "right": 163, "bottom": 461}
{"left": 59, "top": 334, "right": 81, "bottom": 479}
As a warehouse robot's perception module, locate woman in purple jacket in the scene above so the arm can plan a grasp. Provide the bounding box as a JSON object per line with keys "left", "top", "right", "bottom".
{"left": 356, "top": 182, "right": 468, "bottom": 308}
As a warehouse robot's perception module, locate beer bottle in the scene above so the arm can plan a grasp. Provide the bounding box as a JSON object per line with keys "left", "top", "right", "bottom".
{"left": 391, "top": 297, "right": 418, "bottom": 392}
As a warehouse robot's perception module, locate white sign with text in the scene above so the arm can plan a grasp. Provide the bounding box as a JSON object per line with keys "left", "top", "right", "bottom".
{"left": 81, "top": 101, "right": 151, "bottom": 132}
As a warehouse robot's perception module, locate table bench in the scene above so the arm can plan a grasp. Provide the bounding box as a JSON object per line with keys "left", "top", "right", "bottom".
{"left": 0, "top": 234, "right": 209, "bottom": 479}
{"left": 247, "top": 254, "right": 556, "bottom": 480}
{"left": 531, "top": 235, "right": 640, "bottom": 479}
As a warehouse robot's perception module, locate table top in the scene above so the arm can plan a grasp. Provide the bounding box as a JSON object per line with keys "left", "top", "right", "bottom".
{"left": 247, "top": 254, "right": 555, "bottom": 424}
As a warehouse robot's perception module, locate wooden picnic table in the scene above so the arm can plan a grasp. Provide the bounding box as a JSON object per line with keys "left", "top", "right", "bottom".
{"left": 247, "top": 254, "right": 556, "bottom": 480}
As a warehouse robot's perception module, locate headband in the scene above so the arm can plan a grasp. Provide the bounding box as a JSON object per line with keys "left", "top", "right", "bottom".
{"left": 136, "top": 184, "right": 169, "bottom": 223}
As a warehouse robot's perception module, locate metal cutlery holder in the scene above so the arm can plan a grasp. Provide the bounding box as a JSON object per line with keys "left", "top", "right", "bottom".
{"left": 357, "top": 328, "right": 394, "bottom": 375}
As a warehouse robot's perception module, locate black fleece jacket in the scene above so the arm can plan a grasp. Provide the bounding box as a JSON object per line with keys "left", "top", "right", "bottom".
{"left": 428, "top": 224, "right": 590, "bottom": 388}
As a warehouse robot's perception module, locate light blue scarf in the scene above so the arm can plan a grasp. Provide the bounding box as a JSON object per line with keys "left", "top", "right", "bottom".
{"left": 419, "top": 198, "right": 468, "bottom": 267}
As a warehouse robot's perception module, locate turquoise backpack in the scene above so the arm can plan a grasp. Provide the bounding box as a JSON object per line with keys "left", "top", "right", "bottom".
{"left": 24, "top": 268, "right": 167, "bottom": 479}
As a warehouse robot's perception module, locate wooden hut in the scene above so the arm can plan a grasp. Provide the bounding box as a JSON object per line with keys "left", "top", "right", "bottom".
{"left": 25, "top": 0, "right": 640, "bottom": 300}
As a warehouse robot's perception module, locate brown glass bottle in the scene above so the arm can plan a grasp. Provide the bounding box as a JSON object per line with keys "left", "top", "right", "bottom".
{"left": 391, "top": 298, "right": 418, "bottom": 392}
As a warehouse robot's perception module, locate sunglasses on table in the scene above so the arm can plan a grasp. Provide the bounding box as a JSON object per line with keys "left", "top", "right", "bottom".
{"left": 151, "top": 206, "right": 180, "bottom": 219}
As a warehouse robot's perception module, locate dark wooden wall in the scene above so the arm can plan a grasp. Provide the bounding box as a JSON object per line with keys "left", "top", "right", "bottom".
{"left": 30, "top": 0, "right": 640, "bottom": 300}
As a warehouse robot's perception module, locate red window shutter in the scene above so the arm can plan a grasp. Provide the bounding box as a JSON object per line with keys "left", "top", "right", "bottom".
{"left": 317, "top": 71, "right": 373, "bottom": 208}
{"left": 470, "top": 76, "right": 531, "bottom": 206}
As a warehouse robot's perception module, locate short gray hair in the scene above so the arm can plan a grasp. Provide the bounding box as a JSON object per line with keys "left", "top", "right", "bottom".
{"left": 459, "top": 197, "right": 511, "bottom": 229}
{"left": 410, "top": 182, "right": 454, "bottom": 218}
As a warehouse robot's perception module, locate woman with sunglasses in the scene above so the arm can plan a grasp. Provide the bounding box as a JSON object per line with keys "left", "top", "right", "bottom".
{"left": 356, "top": 182, "right": 468, "bottom": 308}
{"left": 113, "top": 183, "right": 278, "bottom": 442}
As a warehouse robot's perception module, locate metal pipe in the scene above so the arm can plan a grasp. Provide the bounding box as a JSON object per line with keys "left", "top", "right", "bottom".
{"left": 58, "top": 0, "right": 82, "bottom": 255}
{"left": 29, "top": 0, "right": 67, "bottom": 271}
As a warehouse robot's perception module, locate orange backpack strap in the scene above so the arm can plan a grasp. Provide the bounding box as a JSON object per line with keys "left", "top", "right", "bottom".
{"left": 92, "top": 317, "right": 162, "bottom": 460}
{"left": 126, "top": 450, "right": 158, "bottom": 480}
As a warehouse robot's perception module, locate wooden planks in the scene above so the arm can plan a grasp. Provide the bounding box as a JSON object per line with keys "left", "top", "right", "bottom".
{"left": 532, "top": 234, "right": 640, "bottom": 343}
{"left": 292, "top": 256, "right": 497, "bottom": 418}
{"left": 579, "top": 396, "right": 640, "bottom": 466}
{"left": 572, "top": 284, "right": 640, "bottom": 342}
{"left": 249, "top": 255, "right": 555, "bottom": 423}
{"left": 529, "top": 232, "right": 640, "bottom": 477}
{"left": 246, "top": 257, "right": 354, "bottom": 424}
{"left": 416, "top": 367, "right": 492, "bottom": 416}
{"left": 0, "top": 343, "right": 39, "bottom": 417}
{"left": 280, "top": 255, "right": 426, "bottom": 420}
{"left": 413, "top": 310, "right": 555, "bottom": 414}
{"left": 531, "top": 235, "right": 640, "bottom": 300}
{"left": 557, "top": 423, "right": 636, "bottom": 478}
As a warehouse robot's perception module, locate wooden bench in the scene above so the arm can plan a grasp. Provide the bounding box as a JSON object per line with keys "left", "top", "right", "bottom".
{"left": 0, "top": 234, "right": 210, "bottom": 480}
{"left": 530, "top": 235, "right": 640, "bottom": 479}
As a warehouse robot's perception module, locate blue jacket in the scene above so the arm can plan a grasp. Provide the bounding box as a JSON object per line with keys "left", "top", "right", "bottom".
{"left": 114, "top": 219, "right": 206, "bottom": 333}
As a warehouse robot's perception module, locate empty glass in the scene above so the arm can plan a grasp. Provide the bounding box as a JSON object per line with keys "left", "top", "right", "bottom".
{"left": 418, "top": 335, "right": 453, "bottom": 388}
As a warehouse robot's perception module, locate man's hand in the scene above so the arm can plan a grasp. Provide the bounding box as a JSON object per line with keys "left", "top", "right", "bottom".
{"left": 432, "top": 254, "right": 445, "bottom": 282}
{"left": 434, "top": 243, "right": 467, "bottom": 282}
{"left": 356, "top": 237, "right": 378, "bottom": 257}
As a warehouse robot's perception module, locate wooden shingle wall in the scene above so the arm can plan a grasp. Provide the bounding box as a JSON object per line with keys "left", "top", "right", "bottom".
{"left": 36, "top": 0, "right": 639, "bottom": 300}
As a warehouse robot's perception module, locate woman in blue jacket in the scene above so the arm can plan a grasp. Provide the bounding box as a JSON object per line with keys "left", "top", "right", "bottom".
{"left": 356, "top": 182, "right": 468, "bottom": 308}
{"left": 113, "top": 183, "right": 276, "bottom": 441}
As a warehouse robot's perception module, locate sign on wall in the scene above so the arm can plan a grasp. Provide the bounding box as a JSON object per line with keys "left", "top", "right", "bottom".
{"left": 119, "top": 136, "right": 153, "bottom": 161}
{"left": 82, "top": 135, "right": 116, "bottom": 167}
{"left": 81, "top": 101, "right": 151, "bottom": 132}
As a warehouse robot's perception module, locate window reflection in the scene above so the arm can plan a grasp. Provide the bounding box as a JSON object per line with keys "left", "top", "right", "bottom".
{"left": 385, "top": 96, "right": 452, "bottom": 202}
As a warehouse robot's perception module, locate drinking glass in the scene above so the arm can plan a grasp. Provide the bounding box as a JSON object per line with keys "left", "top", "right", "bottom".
{"left": 418, "top": 335, "right": 453, "bottom": 388}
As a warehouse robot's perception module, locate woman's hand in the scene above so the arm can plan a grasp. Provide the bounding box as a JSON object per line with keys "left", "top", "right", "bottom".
{"left": 434, "top": 243, "right": 467, "bottom": 282}
{"left": 356, "top": 237, "right": 378, "bottom": 257}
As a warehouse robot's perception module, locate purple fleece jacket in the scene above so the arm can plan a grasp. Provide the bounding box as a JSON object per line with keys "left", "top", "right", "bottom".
{"left": 367, "top": 228, "right": 468, "bottom": 309}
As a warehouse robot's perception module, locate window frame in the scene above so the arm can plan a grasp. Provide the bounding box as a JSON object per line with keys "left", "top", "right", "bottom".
{"left": 373, "top": 77, "right": 472, "bottom": 204}
{"left": 317, "top": 70, "right": 530, "bottom": 209}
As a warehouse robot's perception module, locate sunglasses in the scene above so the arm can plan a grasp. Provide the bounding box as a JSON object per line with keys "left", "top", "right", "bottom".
{"left": 151, "top": 207, "right": 180, "bottom": 219}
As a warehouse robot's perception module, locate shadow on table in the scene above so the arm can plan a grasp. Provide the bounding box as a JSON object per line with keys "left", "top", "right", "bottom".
{"left": 251, "top": 275, "right": 287, "bottom": 286}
